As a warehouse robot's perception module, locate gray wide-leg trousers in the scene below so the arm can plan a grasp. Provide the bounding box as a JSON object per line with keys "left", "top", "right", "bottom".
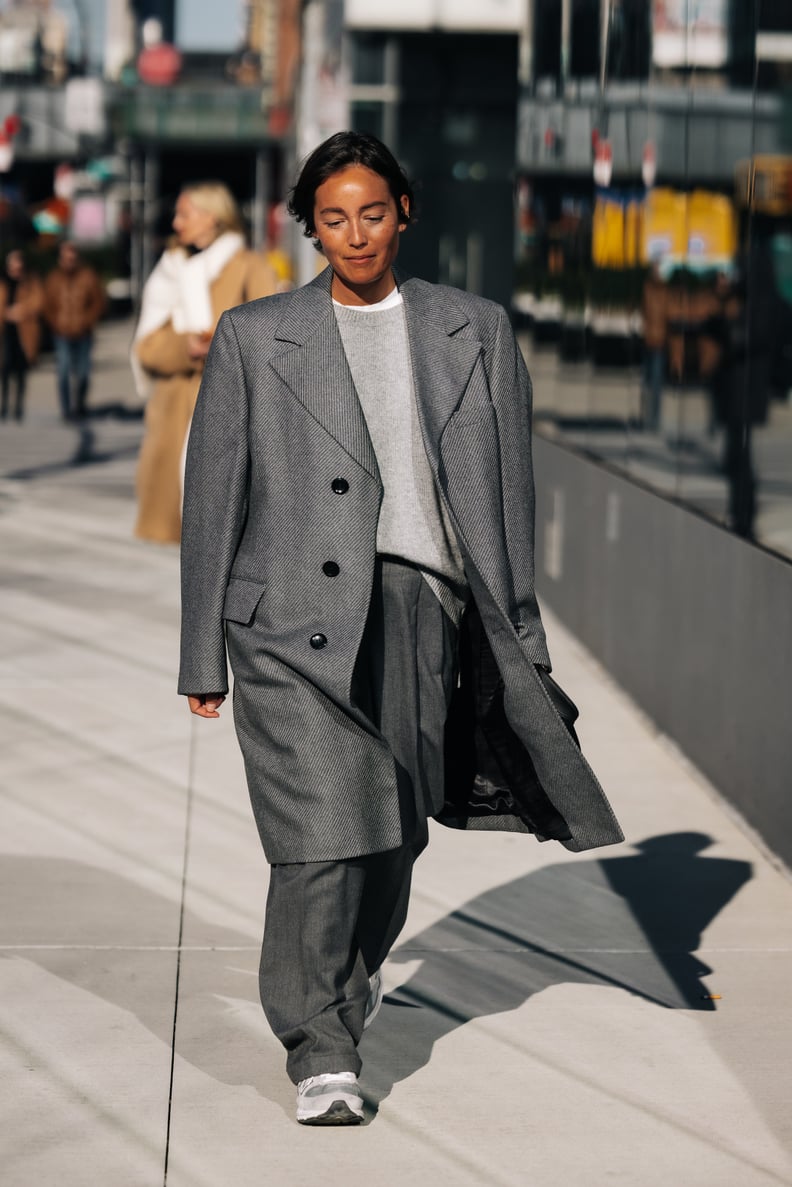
{"left": 258, "top": 558, "right": 458, "bottom": 1084}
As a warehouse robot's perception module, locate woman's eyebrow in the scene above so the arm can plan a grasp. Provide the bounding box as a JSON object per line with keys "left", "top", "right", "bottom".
{"left": 318, "top": 201, "right": 388, "bottom": 215}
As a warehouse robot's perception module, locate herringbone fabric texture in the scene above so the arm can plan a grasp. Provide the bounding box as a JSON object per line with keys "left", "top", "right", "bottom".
{"left": 179, "top": 267, "right": 623, "bottom": 861}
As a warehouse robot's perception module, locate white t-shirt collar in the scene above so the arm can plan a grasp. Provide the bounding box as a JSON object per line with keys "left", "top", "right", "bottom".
{"left": 332, "top": 286, "right": 403, "bottom": 313}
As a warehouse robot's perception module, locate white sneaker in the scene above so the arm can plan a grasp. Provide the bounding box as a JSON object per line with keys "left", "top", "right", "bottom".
{"left": 363, "top": 968, "right": 384, "bottom": 1030}
{"left": 296, "top": 1071, "right": 364, "bottom": 1125}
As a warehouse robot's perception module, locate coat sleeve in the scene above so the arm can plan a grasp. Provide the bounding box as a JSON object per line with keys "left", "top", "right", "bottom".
{"left": 178, "top": 311, "right": 250, "bottom": 695}
{"left": 19, "top": 276, "right": 44, "bottom": 318}
{"left": 487, "top": 306, "right": 550, "bottom": 667}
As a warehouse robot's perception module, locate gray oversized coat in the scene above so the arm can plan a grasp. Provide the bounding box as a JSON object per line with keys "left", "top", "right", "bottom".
{"left": 178, "top": 266, "right": 623, "bottom": 863}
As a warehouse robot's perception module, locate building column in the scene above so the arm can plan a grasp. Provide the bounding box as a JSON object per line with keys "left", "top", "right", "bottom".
{"left": 561, "top": 0, "right": 571, "bottom": 88}
{"left": 142, "top": 149, "right": 159, "bottom": 286}
{"left": 600, "top": 0, "right": 611, "bottom": 92}
{"left": 129, "top": 150, "right": 144, "bottom": 304}
{"left": 252, "top": 149, "right": 269, "bottom": 251}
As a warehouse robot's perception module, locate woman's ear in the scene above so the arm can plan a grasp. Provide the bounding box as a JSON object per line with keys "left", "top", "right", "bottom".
{"left": 399, "top": 198, "right": 410, "bottom": 228}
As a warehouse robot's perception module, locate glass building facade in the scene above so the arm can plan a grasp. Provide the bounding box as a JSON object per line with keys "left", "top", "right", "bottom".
{"left": 515, "top": 0, "right": 792, "bottom": 560}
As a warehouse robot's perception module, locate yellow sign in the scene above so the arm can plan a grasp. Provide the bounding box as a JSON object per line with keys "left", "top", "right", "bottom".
{"left": 735, "top": 156, "right": 792, "bottom": 215}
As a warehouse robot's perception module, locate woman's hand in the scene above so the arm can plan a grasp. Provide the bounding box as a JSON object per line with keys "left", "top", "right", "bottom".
{"left": 187, "top": 693, "right": 226, "bottom": 718}
{"left": 186, "top": 331, "right": 212, "bottom": 360}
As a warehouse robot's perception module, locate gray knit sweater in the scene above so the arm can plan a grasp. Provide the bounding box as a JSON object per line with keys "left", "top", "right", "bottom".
{"left": 334, "top": 294, "right": 467, "bottom": 620}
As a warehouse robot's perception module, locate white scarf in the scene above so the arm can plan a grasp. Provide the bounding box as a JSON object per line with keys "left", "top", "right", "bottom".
{"left": 131, "top": 230, "right": 245, "bottom": 399}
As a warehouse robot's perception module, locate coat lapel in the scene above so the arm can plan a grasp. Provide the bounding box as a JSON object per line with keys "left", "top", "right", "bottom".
{"left": 400, "top": 277, "right": 515, "bottom": 613}
{"left": 269, "top": 269, "right": 379, "bottom": 479}
{"left": 400, "top": 277, "right": 483, "bottom": 473}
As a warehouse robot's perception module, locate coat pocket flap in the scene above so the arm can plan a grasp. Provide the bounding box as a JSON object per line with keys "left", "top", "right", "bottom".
{"left": 222, "top": 578, "right": 266, "bottom": 625}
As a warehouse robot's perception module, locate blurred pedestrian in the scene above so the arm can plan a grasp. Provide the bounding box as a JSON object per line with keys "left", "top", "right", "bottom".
{"left": 178, "top": 131, "right": 623, "bottom": 1126}
{"left": 640, "top": 260, "right": 668, "bottom": 430}
{"left": 708, "top": 246, "right": 778, "bottom": 540}
{"left": 132, "top": 180, "right": 278, "bottom": 544}
{"left": 42, "top": 240, "right": 106, "bottom": 421}
{"left": 0, "top": 248, "right": 44, "bottom": 422}
{"left": 698, "top": 271, "right": 733, "bottom": 436}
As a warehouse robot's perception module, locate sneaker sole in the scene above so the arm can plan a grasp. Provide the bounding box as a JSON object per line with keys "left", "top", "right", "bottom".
{"left": 297, "top": 1099, "right": 364, "bottom": 1126}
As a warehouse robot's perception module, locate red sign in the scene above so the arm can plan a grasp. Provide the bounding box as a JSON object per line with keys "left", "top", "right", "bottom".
{"left": 593, "top": 139, "right": 613, "bottom": 187}
{"left": 0, "top": 133, "right": 13, "bottom": 173}
{"left": 137, "top": 43, "right": 182, "bottom": 87}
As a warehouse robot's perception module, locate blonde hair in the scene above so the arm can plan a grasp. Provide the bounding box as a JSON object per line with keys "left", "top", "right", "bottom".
{"left": 180, "top": 181, "right": 245, "bottom": 238}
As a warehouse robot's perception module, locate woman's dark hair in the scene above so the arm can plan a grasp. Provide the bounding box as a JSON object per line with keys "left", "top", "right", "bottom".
{"left": 287, "top": 131, "right": 415, "bottom": 239}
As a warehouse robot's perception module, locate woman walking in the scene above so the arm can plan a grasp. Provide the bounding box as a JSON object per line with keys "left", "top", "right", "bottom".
{"left": 179, "top": 132, "right": 623, "bottom": 1124}
{"left": 133, "top": 181, "right": 278, "bottom": 543}
{"left": 0, "top": 249, "right": 44, "bottom": 422}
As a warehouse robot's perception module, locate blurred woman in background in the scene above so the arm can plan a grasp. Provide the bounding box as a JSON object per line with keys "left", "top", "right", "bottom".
{"left": 0, "top": 249, "right": 44, "bottom": 422}
{"left": 133, "top": 181, "right": 278, "bottom": 543}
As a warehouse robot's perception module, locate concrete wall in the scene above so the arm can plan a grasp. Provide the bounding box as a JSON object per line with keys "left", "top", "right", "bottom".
{"left": 533, "top": 436, "right": 792, "bottom": 867}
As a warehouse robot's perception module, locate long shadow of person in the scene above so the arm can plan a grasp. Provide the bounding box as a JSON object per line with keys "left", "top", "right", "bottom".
{"left": 2, "top": 834, "right": 751, "bottom": 1122}
{"left": 360, "top": 831, "right": 751, "bottom": 1113}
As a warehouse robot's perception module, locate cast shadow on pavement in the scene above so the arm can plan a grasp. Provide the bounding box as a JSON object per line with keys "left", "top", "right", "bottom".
{"left": 360, "top": 831, "right": 751, "bottom": 1114}
{"left": 0, "top": 854, "right": 281, "bottom": 1100}
{"left": 0, "top": 831, "right": 750, "bottom": 1120}
{"left": 5, "top": 422, "right": 141, "bottom": 480}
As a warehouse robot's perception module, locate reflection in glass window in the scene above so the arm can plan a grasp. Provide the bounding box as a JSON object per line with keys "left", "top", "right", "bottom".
{"left": 350, "top": 102, "right": 384, "bottom": 142}
{"left": 606, "top": 0, "right": 650, "bottom": 80}
{"left": 350, "top": 33, "right": 386, "bottom": 85}
{"left": 571, "top": 0, "right": 600, "bottom": 79}
{"left": 534, "top": 0, "right": 562, "bottom": 84}
{"left": 517, "top": 0, "right": 792, "bottom": 558}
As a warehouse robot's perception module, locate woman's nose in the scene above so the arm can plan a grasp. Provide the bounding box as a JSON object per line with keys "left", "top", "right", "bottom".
{"left": 348, "top": 220, "right": 367, "bottom": 245}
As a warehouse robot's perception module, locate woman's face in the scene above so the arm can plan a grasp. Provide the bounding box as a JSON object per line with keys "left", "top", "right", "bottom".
{"left": 172, "top": 192, "right": 218, "bottom": 250}
{"left": 6, "top": 252, "right": 23, "bottom": 279}
{"left": 312, "top": 165, "right": 408, "bottom": 306}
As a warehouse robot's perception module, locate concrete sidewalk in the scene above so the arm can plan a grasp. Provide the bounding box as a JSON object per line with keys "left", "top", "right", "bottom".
{"left": 1, "top": 322, "right": 791, "bottom": 1186}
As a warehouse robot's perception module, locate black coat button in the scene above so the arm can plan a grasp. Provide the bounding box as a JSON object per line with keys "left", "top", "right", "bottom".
{"left": 322, "top": 561, "right": 340, "bottom": 577}
{"left": 331, "top": 478, "right": 349, "bottom": 494}
{"left": 310, "top": 633, "right": 327, "bottom": 649}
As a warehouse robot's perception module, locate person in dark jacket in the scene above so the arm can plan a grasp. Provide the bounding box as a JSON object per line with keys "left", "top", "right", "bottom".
{"left": 708, "top": 245, "right": 779, "bottom": 540}
{"left": 640, "top": 260, "right": 668, "bottom": 430}
{"left": 178, "top": 132, "right": 623, "bottom": 1126}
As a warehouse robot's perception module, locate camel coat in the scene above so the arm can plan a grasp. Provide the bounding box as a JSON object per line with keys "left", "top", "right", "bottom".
{"left": 0, "top": 273, "right": 44, "bottom": 364}
{"left": 134, "top": 248, "right": 278, "bottom": 543}
{"left": 178, "top": 268, "right": 624, "bottom": 863}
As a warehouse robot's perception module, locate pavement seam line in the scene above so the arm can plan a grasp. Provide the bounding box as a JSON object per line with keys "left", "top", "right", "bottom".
{"left": 162, "top": 714, "right": 197, "bottom": 1187}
